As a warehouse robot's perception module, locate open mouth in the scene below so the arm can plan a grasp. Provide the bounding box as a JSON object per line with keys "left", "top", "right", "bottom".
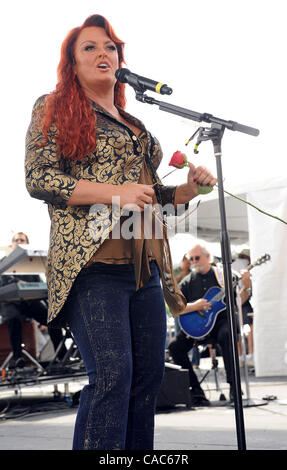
{"left": 97, "top": 62, "right": 110, "bottom": 70}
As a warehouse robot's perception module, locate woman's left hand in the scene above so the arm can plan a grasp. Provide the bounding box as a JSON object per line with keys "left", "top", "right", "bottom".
{"left": 173, "top": 152, "right": 217, "bottom": 205}
{"left": 186, "top": 160, "right": 217, "bottom": 193}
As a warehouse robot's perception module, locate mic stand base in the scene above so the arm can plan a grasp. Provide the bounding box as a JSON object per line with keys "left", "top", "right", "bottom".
{"left": 242, "top": 398, "right": 268, "bottom": 408}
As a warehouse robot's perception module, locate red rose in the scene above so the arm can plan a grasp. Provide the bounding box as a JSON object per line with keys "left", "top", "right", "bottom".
{"left": 168, "top": 150, "right": 214, "bottom": 195}
{"left": 169, "top": 151, "right": 188, "bottom": 169}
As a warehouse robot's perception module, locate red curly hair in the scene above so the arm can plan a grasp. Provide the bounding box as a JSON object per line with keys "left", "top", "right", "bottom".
{"left": 40, "top": 14, "right": 126, "bottom": 160}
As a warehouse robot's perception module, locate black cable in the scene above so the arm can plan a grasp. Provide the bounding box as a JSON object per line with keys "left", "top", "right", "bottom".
{"left": 0, "top": 399, "right": 72, "bottom": 420}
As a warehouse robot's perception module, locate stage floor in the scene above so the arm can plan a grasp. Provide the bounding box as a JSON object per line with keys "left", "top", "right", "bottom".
{"left": 0, "top": 358, "right": 286, "bottom": 451}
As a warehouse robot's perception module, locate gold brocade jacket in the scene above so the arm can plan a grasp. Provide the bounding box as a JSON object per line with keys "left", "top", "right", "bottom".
{"left": 25, "top": 95, "right": 186, "bottom": 324}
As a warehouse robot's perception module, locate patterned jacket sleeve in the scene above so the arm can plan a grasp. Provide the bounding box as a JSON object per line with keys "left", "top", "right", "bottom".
{"left": 25, "top": 96, "right": 78, "bottom": 208}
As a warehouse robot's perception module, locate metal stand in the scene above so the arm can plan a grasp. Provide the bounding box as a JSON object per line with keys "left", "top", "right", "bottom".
{"left": 130, "top": 87, "right": 260, "bottom": 450}
{"left": 210, "top": 125, "right": 246, "bottom": 449}
{"left": 199, "top": 353, "right": 227, "bottom": 402}
{"left": 44, "top": 329, "right": 81, "bottom": 375}
{"left": 1, "top": 349, "right": 45, "bottom": 373}
{"left": 236, "top": 285, "right": 267, "bottom": 408}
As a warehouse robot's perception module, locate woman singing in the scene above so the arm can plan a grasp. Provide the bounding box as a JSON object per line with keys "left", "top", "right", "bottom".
{"left": 25, "top": 14, "right": 217, "bottom": 450}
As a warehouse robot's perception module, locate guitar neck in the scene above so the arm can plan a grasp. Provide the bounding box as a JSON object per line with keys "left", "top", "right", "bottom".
{"left": 214, "top": 254, "right": 270, "bottom": 296}
{"left": 246, "top": 262, "right": 255, "bottom": 272}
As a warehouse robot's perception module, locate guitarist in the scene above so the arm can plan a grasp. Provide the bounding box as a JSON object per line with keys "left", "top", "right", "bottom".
{"left": 168, "top": 244, "right": 251, "bottom": 405}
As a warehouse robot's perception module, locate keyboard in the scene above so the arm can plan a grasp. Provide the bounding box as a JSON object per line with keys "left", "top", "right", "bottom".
{"left": 0, "top": 281, "right": 48, "bottom": 301}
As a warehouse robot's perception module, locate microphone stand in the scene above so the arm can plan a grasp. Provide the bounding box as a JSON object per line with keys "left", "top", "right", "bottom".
{"left": 132, "top": 88, "right": 260, "bottom": 451}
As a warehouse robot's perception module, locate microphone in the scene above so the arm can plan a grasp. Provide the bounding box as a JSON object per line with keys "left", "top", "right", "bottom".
{"left": 115, "top": 68, "right": 173, "bottom": 95}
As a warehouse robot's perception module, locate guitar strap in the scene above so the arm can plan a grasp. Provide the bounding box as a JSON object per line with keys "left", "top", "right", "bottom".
{"left": 212, "top": 265, "right": 225, "bottom": 288}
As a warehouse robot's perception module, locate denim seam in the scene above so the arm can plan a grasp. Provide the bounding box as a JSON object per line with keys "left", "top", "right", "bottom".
{"left": 76, "top": 288, "right": 103, "bottom": 449}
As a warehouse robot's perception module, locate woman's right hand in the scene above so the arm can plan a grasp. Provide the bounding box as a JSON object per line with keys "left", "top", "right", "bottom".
{"left": 118, "top": 183, "right": 155, "bottom": 211}
{"left": 67, "top": 180, "right": 155, "bottom": 208}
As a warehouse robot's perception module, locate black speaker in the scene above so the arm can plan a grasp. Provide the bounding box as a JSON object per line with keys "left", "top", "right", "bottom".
{"left": 156, "top": 363, "right": 192, "bottom": 409}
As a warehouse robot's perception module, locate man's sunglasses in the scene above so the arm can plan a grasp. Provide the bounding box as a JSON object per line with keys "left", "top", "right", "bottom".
{"left": 189, "top": 256, "right": 201, "bottom": 261}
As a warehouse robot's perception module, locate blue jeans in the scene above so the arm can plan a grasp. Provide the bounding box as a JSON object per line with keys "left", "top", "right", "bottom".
{"left": 64, "top": 261, "right": 167, "bottom": 450}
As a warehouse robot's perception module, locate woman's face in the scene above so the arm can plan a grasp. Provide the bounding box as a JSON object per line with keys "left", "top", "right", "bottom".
{"left": 73, "top": 26, "right": 119, "bottom": 92}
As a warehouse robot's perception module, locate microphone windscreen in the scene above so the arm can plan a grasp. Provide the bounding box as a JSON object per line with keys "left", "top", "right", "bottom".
{"left": 115, "top": 68, "right": 130, "bottom": 83}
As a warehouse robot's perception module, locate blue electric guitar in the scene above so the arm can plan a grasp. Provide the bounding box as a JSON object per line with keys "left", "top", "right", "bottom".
{"left": 179, "top": 253, "right": 270, "bottom": 340}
